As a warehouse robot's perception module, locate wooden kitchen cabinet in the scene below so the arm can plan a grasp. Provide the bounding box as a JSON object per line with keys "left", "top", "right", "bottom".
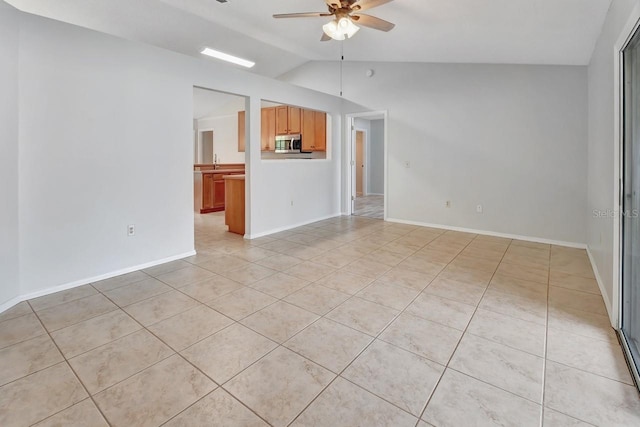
{"left": 275, "top": 105, "right": 302, "bottom": 135}
{"left": 261, "top": 107, "right": 276, "bottom": 151}
{"left": 195, "top": 169, "right": 245, "bottom": 213}
{"left": 238, "top": 111, "right": 245, "bottom": 152}
{"left": 202, "top": 173, "right": 215, "bottom": 210}
{"left": 288, "top": 106, "right": 302, "bottom": 133}
{"left": 302, "top": 109, "right": 327, "bottom": 151}
{"left": 239, "top": 108, "right": 277, "bottom": 152}
{"left": 240, "top": 105, "right": 325, "bottom": 154}
{"left": 203, "top": 173, "right": 228, "bottom": 212}
{"left": 199, "top": 173, "right": 226, "bottom": 212}
{"left": 313, "top": 111, "right": 326, "bottom": 151}
{"left": 224, "top": 175, "right": 245, "bottom": 235}
{"left": 275, "top": 106, "right": 288, "bottom": 135}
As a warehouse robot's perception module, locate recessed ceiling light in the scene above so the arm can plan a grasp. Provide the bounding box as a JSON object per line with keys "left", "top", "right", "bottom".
{"left": 200, "top": 47, "right": 255, "bottom": 68}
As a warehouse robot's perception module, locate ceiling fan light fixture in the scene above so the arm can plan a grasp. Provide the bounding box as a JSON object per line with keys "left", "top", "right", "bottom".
{"left": 323, "top": 17, "right": 359, "bottom": 41}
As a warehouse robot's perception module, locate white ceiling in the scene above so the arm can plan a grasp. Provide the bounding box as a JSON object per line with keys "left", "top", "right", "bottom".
{"left": 6, "top": 0, "right": 612, "bottom": 77}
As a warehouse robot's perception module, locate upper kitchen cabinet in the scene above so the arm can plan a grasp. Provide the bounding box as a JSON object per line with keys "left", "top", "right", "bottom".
{"left": 302, "top": 109, "right": 327, "bottom": 152}
{"left": 261, "top": 107, "right": 276, "bottom": 151}
{"left": 289, "top": 106, "right": 302, "bottom": 134}
{"left": 275, "top": 105, "right": 301, "bottom": 135}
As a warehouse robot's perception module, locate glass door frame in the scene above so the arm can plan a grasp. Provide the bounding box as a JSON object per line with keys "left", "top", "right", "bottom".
{"left": 616, "top": 7, "right": 640, "bottom": 391}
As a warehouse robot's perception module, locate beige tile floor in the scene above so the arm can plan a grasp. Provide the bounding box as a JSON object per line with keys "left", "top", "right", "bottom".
{"left": 354, "top": 195, "right": 384, "bottom": 219}
{"left": 1, "top": 212, "right": 639, "bottom": 426}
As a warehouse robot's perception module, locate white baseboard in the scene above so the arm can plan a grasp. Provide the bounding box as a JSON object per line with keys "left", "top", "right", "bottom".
{"left": 0, "top": 250, "right": 196, "bottom": 315}
{"left": 586, "top": 246, "right": 615, "bottom": 326}
{"left": 0, "top": 295, "right": 23, "bottom": 316}
{"left": 386, "top": 217, "right": 587, "bottom": 249}
{"left": 245, "top": 213, "right": 342, "bottom": 239}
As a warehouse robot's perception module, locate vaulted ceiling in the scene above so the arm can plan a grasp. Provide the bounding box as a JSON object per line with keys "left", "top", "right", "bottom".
{"left": 5, "top": 0, "right": 612, "bottom": 77}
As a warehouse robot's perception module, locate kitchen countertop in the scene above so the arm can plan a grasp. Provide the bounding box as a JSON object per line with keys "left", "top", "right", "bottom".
{"left": 194, "top": 169, "right": 245, "bottom": 174}
{"left": 223, "top": 174, "right": 245, "bottom": 180}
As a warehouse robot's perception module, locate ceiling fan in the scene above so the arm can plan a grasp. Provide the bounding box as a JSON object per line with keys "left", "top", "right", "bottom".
{"left": 273, "top": 0, "right": 395, "bottom": 41}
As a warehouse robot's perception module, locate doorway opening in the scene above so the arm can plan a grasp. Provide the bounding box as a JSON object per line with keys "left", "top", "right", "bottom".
{"left": 355, "top": 130, "right": 365, "bottom": 197}
{"left": 347, "top": 112, "right": 387, "bottom": 219}
{"left": 200, "top": 130, "right": 214, "bottom": 164}
{"left": 192, "top": 87, "right": 247, "bottom": 241}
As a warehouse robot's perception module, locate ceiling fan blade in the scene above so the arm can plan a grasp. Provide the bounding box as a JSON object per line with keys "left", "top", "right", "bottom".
{"left": 321, "top": 32, "right": 332, "bottom": 42}
{"left": 351, "top": 0, "right": 394, "bottom": 12}
{"left": 273, "top": 12, "right": 332, "bottom": 19}
{"left": 351, "top": 14, "right": 395, "bottom": 32}
{"left": 325, "top": 1, "right": 341, "bottom": 9}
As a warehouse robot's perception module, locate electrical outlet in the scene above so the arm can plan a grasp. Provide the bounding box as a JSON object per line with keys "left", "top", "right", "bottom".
{"left": 127, "top": 224, "right": 135, "bottom": 236}
{"left": 476, "top": 204, "right": 483, "bottom": 213}
{"left": 445, "top": 201, "right": 451, "bottom": 208}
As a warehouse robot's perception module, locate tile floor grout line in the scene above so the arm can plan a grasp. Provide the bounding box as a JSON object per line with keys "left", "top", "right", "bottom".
{"left": 142, "top": 270, "right": 285, "bottom": 425}
{"left": 30, "top": 300, "right": 122, "bottom": 335}
{"left": 25, "top": 299, "right": 114, "bottom": 427}
{"left": 417, "top": 234, "right": 529, "bottom": 423}
{"left": 157, "top": 346, "right": 278, "bottom": 427}
{"left": 90, "top": 289, "right": 275, "bottom": 427}
{"left": 461, "top": 328, "right": 544, "bottom": 358}
{"left": 91, "top": 272, "right": 153, "bottom": 294}
{"left": 283, "top": 232, "right": 457, "bottom": 424}
{"left": 0, "top": 314, "right": 50, "bottom": 352}
{"left": 415, "top": 233, "right": 501, "bottom": 423}
{"left": 289, "top": 232, "right": 483, "bottom": 424}
{"left": 92, "top": 278, "right": 247, "bottom": 358}
{"left": 540, "top": 358, "right": 637, "bottom": 386}
{"left": 444, "top": 366, "right": 545, "bottom": 406}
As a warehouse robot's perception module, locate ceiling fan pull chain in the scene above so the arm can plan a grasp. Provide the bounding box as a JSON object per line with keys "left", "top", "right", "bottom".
{"left": 340, "top": 41, "right": 344, "bottom": 97}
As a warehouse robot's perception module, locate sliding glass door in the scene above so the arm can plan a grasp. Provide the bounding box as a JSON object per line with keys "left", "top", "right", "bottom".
{"left": 621, "top": 27, "right": 640, "bottom": 388}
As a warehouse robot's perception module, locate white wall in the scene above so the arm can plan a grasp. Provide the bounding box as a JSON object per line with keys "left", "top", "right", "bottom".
{"left": 369, "top": 119, "right": 385, "bottom": 195}
{"left": 10, "top": 11, "right": 343, "bottom": 301}
{"left": 587, "top": 0, "right": 638, "bottom": 320}
{"left": 282, "top": 61, "right": 589, "bottom": 244}
{"left": 197, "top": 114, "right": 245, "bottom": 164}
{"left": 0, "top": 2, "right": 20, "bottom": 307}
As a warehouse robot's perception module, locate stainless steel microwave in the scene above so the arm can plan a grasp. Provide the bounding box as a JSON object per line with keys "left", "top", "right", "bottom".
{"left": 274, "top": 134, "right": 301, "bottom": 153}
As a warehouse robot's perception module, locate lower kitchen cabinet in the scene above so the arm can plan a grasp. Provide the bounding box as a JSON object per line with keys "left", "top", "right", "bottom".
{"left": 195, "top": 170, "right": 245, "bottom": 213}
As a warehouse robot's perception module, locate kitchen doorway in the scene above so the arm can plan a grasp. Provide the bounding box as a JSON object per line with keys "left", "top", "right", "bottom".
{"left": 348, "top": 113, "right": 387, "bottom": 219}
{"left": 192, "top": 86, "right": 248, "bottom": 241}
{"left": 620, "top": 23, "right": 640, "bottom": 390}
